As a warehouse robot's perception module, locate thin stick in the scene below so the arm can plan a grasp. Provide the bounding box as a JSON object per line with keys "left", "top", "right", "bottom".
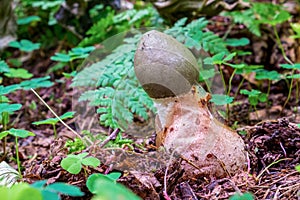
{"left": 256, "top": 158, "right": 291, "bottom": 181}
{"left": 99, "top": 128, "right": 119, "bottom": 148}
{"left": 30, "top": 88, "right": 92, "bottom": 145}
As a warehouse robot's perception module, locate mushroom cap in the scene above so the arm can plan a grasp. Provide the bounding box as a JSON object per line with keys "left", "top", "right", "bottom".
{"left": 134, "top": 30, "right": 199, "bottom": 99}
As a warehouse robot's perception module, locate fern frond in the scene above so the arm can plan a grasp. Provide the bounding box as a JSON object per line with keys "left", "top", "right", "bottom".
{"left": 224, "top": 2, "right": 290, "bottom": 36}
{"left": 73, "top": 18, "right": 229, "bottom": 131}
{"left": 165, "top": 17, "right": 228, "bottom": 54}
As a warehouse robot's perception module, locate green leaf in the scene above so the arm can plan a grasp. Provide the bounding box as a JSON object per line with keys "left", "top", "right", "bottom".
{"left": 17, "top": 16, "right": 41, "bottom": 25}
{"left": 258, "top": 93, "right": 267, "bottom": 102}
{"left": 86, "top": 173, "right": 112, "bottom": 194}
{"left": 255, "top": 70, "right": 281, "bottom": 80}
{"left": 290, "top": 23, "right": 300, "bottom": 38}
{"left": 223, "top": 52, "right": 237, "bottom": 62}
{"left": 20, "top": 76, "right": 53, "bottom": 90}
{"left": 50, "top": 53, "right": 71, "bottom": 62}
{"left": 229, "top": 192, "right": 254, "bottom": 200}
{"left": 240, "top": 89, "right": 261, "bottom": 96}
{"left": 226, "top": 63, "right": 246, "bottom": 69}
{"left": 203, "top": 57, "right": 213, "bottom": 65}
{"left": 106, "top": 172, "right": 122, "bottom": 181}
{"left": 59, "top": 111, "right": 75, "bottom": 120}
{"left": 296, "top": 164, "right": 300, "bottom": 172}
{"left": 10, "top": 183, "right": 43, "bottom": 200}
{"left": 0, "top": 60, "right": 10, "bottom": 73}
{"left": 210, "top": 94, "right": 234, "bottom": 105}
{"left": 0, "top": 85, "right": 21, "bottom": 95}
{"left": 286, "top": 74, "right": 300, "bottom": 79}
{"left": 90, "top": 175, "right": 141, "bottom": 200}
{"left": 0, "top": 132, "right": 9, "bottom": 140}
{"left": 70, "top": 46, "right": 95, "bottom": 55}
{"left": 31, "top": 180, "right": 48, "bottom": 188}
{"left": 199, "top": 69, "right": 216, "bottom": 81}
{"left": 32, "top": 111, "right": 75, "bottom": 126}
{"left": 45, "top": 182, "right": 84, "bottom": 197}
{"left": 248, "top": 96, "right": 258, "bottom": 106}
{"left": 60, "top": 157, "right": 82, "bottom": 175}
{"left": 211, "top": 52, "right": 226, "bottom": 64}
{"left": 225, "top": 38, "right": 250, "bottom": 47}
{"left": 280, "top": 63, "right": 300, "bottom": 69}
{"left": 0, "top": 103, "right": 22, "bottom": 115}
{"left": 9, "top": 40, "right": 40, "bottom": 52}
{"left": 4, "top": 68, "right": 33, "bottom": 79}
{"left": 32, "top": 118, "right": 58, "bottom": 125}
{"left": 81, "top": 157, "right": 100, "bottom": 167}
{"left": 5, "top": 128, "right": 35, "bottom": 138}
{"left": 76, "top": 152, "right": 89, "bottom": 159}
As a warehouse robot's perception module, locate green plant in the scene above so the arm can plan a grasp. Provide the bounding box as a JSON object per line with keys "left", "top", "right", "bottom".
{"left": 0, "top": 179, "right": 84, "bottom": 200}
{"left": 60, "top": 152, "right": 100, "bottom": 175}
{"left": 19, "top": 76, "right": 53, "bottom": 90}
{"left": 79, "top": 5, "right": 162, "bottom": 47}
{"left": 0, "top": 182, "right": 42, "bottom": 200}
{"left": 255, "top": 69, "right": 282, "bottom": 100}
{"left": 210, "top": 94, "right": 234, "bottom": 106}
{"left": 0, "top": 84, "right": 22, "bottom": 159}
{"left": 224, "top": 2, "right": 290, "bottom": 37}
{"left": 296, "top": 164, "right": 300, "bottom": 172}
{"left": 65, "top": 138, "right": 86, "bottom": 153}
{"left": 240, "top": 89, "right": 267, "bottom": 112}
{"left": 9, "top": 39, "right": 40, "bottom": 52}
{"left": 229, "top": 192, "right": 254, "bottom": 200}
{"left": 165, "top": 17, "right": 228, "bottom": 54}
{"left": 72, "top": 33, "right": 154, "bottom": 130}
{"left": 86, "top": 173, "right": 140, "bottom": 200}
{"left": 32, "top": 111, "right": 75, "bottom": 138}
{"left": 0, "top": 129, "right": 35, "bottom": 176}
{"left": 50, "top": 46, "right": 95, "bottom": 71}
{"left": 290, "top": 22, "right": 300, "bottom": 38}
{"left": 4, "top": 68, "right": 33, "bottom": 79}
{"left": 225, "top": 2, "right": 294, "bottom": 110}
{"left": 17, "top": 15, "right": 41, "bottom": 25}
{"left": 279, "top": 63, "right": 300, "bottom": 110}
{"left": 31, "top": 180, "right": 84, "bottom": 200}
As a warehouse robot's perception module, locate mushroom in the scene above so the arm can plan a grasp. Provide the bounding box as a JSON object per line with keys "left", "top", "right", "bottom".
{"left": 134, "top": 30, "right": 246, "bottom": 177}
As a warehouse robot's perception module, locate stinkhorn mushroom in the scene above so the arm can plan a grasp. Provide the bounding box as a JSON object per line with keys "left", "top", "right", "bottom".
{"left": 134, "top": 30, "right": 246, "bottom": 177}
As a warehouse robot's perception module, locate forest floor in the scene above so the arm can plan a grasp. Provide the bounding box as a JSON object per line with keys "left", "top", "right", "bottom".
{"left": 1, "top": 15, "right": 300, "bottom": 199}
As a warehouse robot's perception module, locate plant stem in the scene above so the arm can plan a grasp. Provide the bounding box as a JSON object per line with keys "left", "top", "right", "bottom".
{"left": 266, "top": 80, "right": 271, "bottom": 106}
{"left": 273, "top": 26, "right": 294, "bottom": 65}
{"left": 234, "top": 77, "right": 245, "bottom": 100}
{"left": 295, "top": 80, "right": 299, "bottom": 114}
{"left": 1, "top": 112, "right": 8, "bottom": 157}
{"left": 15, "top": 136, "right": 22, "bottom": 177}
{"left": 282, "top": 69, "right": 295, "bottom": 113}
{"left": 219, "top": 65, "right": 227, "bottom": 94}
{"left": 273, "top": 25, "right": 295, "bottom": 112}
{"left": 227, "top": 68, "right": 237, "bottom": 96}
{"left": 53, "top": 124, "right": 57, "bottom": 138}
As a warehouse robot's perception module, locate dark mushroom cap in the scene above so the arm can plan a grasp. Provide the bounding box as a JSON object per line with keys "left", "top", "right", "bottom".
{"left": 134, "top": 30, "right": 199, "bottom": 99}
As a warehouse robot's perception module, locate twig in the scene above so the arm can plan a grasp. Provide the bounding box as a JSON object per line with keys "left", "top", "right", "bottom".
{"left": 163, "top": 150, "right": 176, "bottom": 200}
{"left": 99, "top": 128, "right": 119, "bottom": 148}
{"left": 246, "top": 152, "right": 251, "bottom": 173}
{"left": 256, "top": 158, "right": 292, "bottom": 181}
{"left": 279, "top": 142, "right": 287, "bottom": 157}
{"left": 31, "top": 88, "right": 92, "bottom": 145}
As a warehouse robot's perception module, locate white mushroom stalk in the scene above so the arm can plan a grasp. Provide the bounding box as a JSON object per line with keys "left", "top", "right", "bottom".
{"left": 134, "top": 30, "right": 246, "bottom": 177}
